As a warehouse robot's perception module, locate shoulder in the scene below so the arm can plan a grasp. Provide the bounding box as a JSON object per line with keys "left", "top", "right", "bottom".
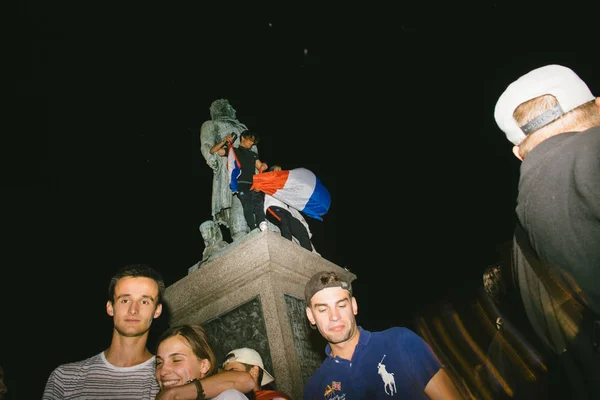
{"left": 373, "top": 327, "right": 438, "bottom": 362}
{"left": 373, "top": 326, "right": 418, "bottom": 342}
{"left": 528, "top": 128, "right": 600, "bottom": 185}
{"left": 577, "top": 125, "right": 600, "bottom": 140}
{"left": 557, "top": 126, "right": 600, "bottom": 151}
{"left": 44, "top": 353, "right": 102, "bottom": 393}
{"left": 538, "top": 127, "right": 600, "bottom": 155}
{"left": 51, "top": 353, "right": 103, "bottom": 374}
{"left": 572, "top": 126, "right": 600, "bottom": 159}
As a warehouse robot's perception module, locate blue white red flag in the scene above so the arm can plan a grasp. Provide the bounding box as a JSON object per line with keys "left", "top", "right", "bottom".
{"left": 227, "top": 144, "right": 241, "bottom": 193}
{"left": 251, "top": 167, "right": 331, "bottom": 220}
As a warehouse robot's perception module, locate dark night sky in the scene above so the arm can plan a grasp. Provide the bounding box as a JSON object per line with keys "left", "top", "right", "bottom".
{"left": 5, "top": 3, "right": 598, "bottom": 399}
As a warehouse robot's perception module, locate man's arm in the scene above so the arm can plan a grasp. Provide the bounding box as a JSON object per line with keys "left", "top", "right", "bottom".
{"left": 210, "top": 134, "right": 234, "bottom": 156}
{"left": 155, "top": 371, "right": 254, "bottom": 400}
{"left": 424, "top": 368, "right": 464, "bottom": 400}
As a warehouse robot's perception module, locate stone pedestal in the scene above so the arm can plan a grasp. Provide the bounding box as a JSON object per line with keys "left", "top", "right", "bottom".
{"left": 163, "top": 230, "right": 355, "bottom": 399}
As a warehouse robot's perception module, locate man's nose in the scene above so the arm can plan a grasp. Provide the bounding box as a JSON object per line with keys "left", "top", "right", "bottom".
{"left": 128, "top": 303, "right": 139, "bottom": 315}
{"left": 330, "top": 309, "right": 340, "bottom": 321}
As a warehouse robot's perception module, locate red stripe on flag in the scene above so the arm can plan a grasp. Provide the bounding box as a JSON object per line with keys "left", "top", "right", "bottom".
{"left": 251, "top": 170, "right": 289, "bottom": 194}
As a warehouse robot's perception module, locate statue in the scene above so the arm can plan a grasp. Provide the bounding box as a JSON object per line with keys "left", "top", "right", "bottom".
{"left": 200, "top": 99, "right": 257, "bottom": 240}
{"left": 199, "top": 220, "right": 229, "bottom": 265}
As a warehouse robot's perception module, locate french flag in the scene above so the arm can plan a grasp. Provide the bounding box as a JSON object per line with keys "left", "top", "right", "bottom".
{"left": 251, "top": 168, "right": 331, "bottom": 221}
{"left": 227, "top": 144, "right": 241, "bottom": 193}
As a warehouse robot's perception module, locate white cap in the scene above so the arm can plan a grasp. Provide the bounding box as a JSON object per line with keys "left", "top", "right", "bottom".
{"left": 494, "top": 64, "right": 595, "bottom": 145}
{"left": 223, "top": 348, "right": 275, "bottom": 386}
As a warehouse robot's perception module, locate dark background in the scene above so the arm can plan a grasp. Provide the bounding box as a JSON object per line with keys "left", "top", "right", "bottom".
{"left": 5, "top": 2, "right": 598, "bottom": 399}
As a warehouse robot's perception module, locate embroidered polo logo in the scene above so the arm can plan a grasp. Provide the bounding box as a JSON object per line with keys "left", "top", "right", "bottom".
{"left": 324, "top": 381, "right": 341, "bottom": 398}
{"left": 377, "top": 355, "right": 397, "bottom": 396}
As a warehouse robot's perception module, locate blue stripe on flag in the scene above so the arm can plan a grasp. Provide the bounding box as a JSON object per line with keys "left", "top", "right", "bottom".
{"left": 228, "top": 146, "right": 241, "bottom": 193}
{"left": 302, "top": 176, "right": 331, "bottom": 220}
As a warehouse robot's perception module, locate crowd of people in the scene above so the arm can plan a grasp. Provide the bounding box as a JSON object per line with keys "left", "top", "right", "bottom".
{"left": 36, "top": 63, "right": 599, "bottom": 399}
{"left": 41, "top": 263, "right": 289, "bottom": 400}
{"left": 38, "top": 262, "right": 465, "bottom": 399}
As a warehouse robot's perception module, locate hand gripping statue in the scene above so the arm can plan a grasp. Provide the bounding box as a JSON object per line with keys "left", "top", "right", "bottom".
{"left": 200, "top": 99, "right": 257, "bottom": 240}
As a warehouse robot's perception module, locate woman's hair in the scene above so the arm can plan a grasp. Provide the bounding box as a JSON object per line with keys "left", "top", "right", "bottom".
{"left": 156, "top": 324, "right": 216, "bottom": 376}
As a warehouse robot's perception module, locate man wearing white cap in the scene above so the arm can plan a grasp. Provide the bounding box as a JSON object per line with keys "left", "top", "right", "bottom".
{"left": 494, "top": 64, "right": 600, "bottom": 399}
{"left": 222, "top": 348, "right": 291, "bottom": 400}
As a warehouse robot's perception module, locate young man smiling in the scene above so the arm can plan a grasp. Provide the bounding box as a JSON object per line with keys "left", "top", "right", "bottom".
{"left": 303, "top": 270, "right": 463, "bottom": 399}
{"left": 43, "top": 264, "right": 166, "bottom": 399}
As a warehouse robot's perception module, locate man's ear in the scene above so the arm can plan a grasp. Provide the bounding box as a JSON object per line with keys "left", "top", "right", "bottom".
{"left": 106, "top": 301, "right": 114, "bottom": 317}
{"left": 512, "top": 145, "right": 524, "bottom": 161}
{"left": 250, "top": 365, "right": 261, "bottom": 382}
{"left": 153, "top": 303, "right": 163, "bottom": 319}
{"left": 352, "top": 297, "right": 358, "bottom": 316}
{"left": 306, "top": 307, "right": 316, "bottom": 326}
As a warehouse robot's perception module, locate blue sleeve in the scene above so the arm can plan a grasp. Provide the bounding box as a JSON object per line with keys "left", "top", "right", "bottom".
{"left": 398, "top": 328, "right": 442, "bottom": 388}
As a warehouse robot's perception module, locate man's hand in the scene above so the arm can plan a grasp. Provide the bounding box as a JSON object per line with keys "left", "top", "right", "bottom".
{"left": 256, "top": 160, "right": 268, "bottom": 172}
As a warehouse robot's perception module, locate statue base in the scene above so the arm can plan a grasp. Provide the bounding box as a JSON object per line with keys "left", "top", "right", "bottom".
{"left": 164, "top": 230, "right": 355, "bottom": 399}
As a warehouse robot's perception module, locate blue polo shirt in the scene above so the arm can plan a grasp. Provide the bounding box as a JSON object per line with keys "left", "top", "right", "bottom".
{"left": 303, "top": 326, "right": 442, "bottom": 399}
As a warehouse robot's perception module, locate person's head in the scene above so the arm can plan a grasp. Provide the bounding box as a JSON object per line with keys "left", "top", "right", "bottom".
{"left": 494, "top": 64, "right": 599, "bottom": 159}
{"left": 155, "top": 324, "right": 217, "bottom": 389}
{"left": 305, "top": 270, "right": 358, "bottom": 345}
{"left": 106, "top": 264, "right": 165, "bottom": 337}
{"left": 240, "top": 130, "right": 259, "bottom": 149}
{"left": 0, "top": 365, "right": 7, "bottom": 400}
{"left": 222, "top": 347, "right": 275, "bottom": 390}
{"left": 210, "top": 98, "right": 236, "bottom": 120}
{"left": 267, "top": 165, "right": 282, "bottom": 172}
